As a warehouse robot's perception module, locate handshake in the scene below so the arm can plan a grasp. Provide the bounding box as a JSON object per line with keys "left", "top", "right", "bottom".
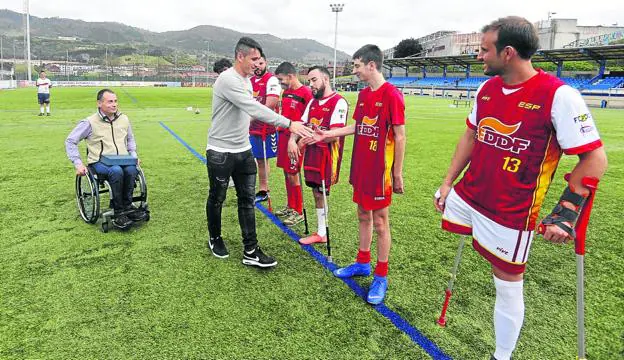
{"left": 287, "top": 126, "right": 328, "bottom": 162}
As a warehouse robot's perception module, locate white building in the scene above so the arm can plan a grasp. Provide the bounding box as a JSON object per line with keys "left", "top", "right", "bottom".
{"left": 536, "top": 19, "right": 624, "bottom": 49}
{"left": 385, "top": 18, "right": 624, "bottom": 59}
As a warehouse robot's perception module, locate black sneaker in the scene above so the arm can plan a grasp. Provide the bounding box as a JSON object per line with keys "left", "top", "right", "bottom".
{"left": 242, "top": 246, "right": 277, "bottom": 268}
{"left": 208, "top": 236, "right": 229, "bottom": 258}
{"left": 46, "top": 113, "right": 51, "bottom": 116}
{"left": 254, "top": 190, "right": 269, "bottom": 203}
{"left": 112, "top": 213, "right": 133, "bottom": 230}
{"left": 38, "top": 113, "right": 43, "bottom": 116}
{"left": 124, "top": 205, "right": 149, "bottom": 221}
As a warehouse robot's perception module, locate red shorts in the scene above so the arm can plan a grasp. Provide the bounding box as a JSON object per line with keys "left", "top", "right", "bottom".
{"left": 276, "top": 131, "right": 301, "bottom": 174}
{"left": 352, "top": 189, "right": 392, "bottom": 211}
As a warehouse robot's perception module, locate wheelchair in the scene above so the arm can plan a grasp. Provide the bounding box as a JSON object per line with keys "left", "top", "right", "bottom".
{"left": 75, "top": 165, "right": 150, "bottom": 232}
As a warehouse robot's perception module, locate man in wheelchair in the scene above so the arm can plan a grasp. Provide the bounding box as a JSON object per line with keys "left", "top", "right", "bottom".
{"left": 65, "top": 88, "right": 147, "bottom": 230}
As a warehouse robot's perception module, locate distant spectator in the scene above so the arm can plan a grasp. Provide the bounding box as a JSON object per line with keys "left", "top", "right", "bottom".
{"left": 35, "top": 70, "right": 52, "bottom": 116}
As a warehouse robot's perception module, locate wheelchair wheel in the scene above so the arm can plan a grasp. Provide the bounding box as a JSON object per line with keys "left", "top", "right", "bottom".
{"left": 75, "top": 171, "right": 100, "bottom": 224}
{"left": 132, "top": 167, "right": 148, "bottom": 209}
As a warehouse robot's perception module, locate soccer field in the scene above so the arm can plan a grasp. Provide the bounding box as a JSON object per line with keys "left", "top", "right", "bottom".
{"left": 0, "top": 87, "right": 622, "bottom": 359}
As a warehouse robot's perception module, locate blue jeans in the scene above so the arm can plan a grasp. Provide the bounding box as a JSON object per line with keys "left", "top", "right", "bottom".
{"left": 90, "top": 162, "right": 138, "bottom": 211}
{"left": 206, "top": 149, "right": 258, "bottom": 250}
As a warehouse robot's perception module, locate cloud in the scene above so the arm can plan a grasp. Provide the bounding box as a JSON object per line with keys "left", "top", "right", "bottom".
{"left": 3, "top": 0, "right": 623, "bottom": 53}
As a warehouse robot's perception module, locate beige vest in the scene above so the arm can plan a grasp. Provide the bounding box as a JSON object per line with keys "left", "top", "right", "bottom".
{"left": 85, "top": 112, "right": 130, "bottom": 164}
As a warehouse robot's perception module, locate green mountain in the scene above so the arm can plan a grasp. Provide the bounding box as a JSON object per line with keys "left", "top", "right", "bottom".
{"left": 0, "top": 9, "right": 350, "bottom": 63}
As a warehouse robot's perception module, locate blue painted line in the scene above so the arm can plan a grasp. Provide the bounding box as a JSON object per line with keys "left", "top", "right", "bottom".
{"left": 160, "top": 121, "right": 452, "bottom": 360}
{"left": 121, "top": 88, "right": 140, "bottom": 105}
{"left": 160, "top": 122, "right": 207, "bottom": 164}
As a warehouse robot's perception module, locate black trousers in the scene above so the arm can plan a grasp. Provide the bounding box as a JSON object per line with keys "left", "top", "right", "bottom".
{"left": 206, "top": 149, "right": 258, "bottom": 250}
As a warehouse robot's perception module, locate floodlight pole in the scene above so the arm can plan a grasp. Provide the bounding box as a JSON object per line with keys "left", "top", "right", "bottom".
{"left": 1, "top": 35, "right": 4, "bottom": 80}
{"left": 330, "top": 3, "right": 344, "bottom": 89}
{"left": 25, "top": 0, "right": 32, "bottom": 81}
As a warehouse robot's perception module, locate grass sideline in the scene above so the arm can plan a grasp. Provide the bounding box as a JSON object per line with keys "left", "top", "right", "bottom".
{"left": 0, "top": 87, "right": 622, "bottom": 359}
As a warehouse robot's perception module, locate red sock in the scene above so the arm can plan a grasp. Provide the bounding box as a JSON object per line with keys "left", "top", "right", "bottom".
{"left": 293, "top": 185, "right": 303, "bottom": 214}
{"left": 285, "top": 178, "right": 294, "bottom": 209}
{"left": 374, "top": 261, "right": 388, "bottom": 277}
{"left": 356, "top": 249, "right": 371, "bottom": 264}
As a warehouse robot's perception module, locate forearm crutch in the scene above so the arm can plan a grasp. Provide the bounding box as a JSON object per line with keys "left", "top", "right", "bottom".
{"left": 437, "top": 235, "right": 467, "bottom": 327}
{"left": 538, "top": 173, "right": 600, "bottom": 360}
{"left": 302, "top": 146, "right": 332, "bottom": 261}
{"left": 260, "top": 128, "right": 273, "bottom": 212}
{"left": 298, "top": 170, "right": 309, "bottom": 235}
{"left": 319, "top": 147, "right": 332, "bottom": 262}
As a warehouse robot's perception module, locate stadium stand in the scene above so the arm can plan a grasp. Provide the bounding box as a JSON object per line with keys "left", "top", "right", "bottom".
{"left": 585, "top": 76, "right": 624, "bottom": 90}
{"left": 387, "top": 77, "right": 418, "bottom": 86}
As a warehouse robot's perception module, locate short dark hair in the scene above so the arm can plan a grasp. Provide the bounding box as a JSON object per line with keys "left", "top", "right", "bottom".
{"left": 481, "top": 16, "right": 539, "bottom": 60}
{"left": 353, "top": 44, "right": 383, "bottom": 71}
{"left": 213, "top": 58, "right": 232, "bottom": 74}
{"left": 97, "top": 88, "right": 115, "bottom": 101}
{"left": 307, "top": 65, "right": 331, "bottom": 78}
{"left": 40, "top": 70, "right": 46, "bottom": 74}
{"left": 275, "top": 62, "right": 297, "bottom": 76}
{"left": 235, "top": 37, "right": 263, "bottom": 59}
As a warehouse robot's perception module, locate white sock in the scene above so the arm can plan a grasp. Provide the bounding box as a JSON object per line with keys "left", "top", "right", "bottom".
{"left": 46, "top": 104, "right": 50, "bottom": 113}
{"left": 493, "top": 276, "right": 524, "bottom": 360}
{"left": 316, "top": 208, "right": 326, "bottom": 236}
{"left": 40, "top": 105, "right": 44, "bottom": 113}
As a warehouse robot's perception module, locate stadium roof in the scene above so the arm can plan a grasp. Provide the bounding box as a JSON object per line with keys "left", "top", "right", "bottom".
{"left": 384, "top": 44, "right": 624, "bottom": 69}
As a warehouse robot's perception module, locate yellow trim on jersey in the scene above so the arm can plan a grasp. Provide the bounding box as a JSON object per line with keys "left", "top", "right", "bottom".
{"left": 383, "top": 129, "right": 395, "bottom": 193}
{"left": 330, "top": 141, "right": 340, "bottom": 184}
{"left": 525, "top": 133, "right": 560, "bottom": 230}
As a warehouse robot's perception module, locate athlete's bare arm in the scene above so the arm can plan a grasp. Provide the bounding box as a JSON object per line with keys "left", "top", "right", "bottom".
{"left": 392, "top": 125, "right": 406, "bottom": 194}
{"left": 265, "top": 96, "right": 279, "bottom": 110}
{"left": 434, "top": 127, "right": 476, "bottom": 212}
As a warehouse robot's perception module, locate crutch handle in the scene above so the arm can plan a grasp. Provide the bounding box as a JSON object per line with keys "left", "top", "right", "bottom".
{"left": 537, "top": 174, "right": 600, "bottom": 255}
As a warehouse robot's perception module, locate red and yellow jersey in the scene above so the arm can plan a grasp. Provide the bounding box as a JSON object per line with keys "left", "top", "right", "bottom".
{"left": 301, "top": 92, "right": 348, "bottom": 185}
{"left": 350, "top": 82, "right": 405, "bottom": 199}
{"left": 279, "top": 85, "right": 313, "bottom": 134}
{"left": 455, "top": 70, "right": 602, "bottom": 230}
{"left": 249, "top": 72, "right": 281, "bottom": 135}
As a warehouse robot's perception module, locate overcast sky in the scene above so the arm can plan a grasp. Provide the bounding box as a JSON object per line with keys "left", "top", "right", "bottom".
{"left": 3, "top": 0, "right": 623, "bottom": 54}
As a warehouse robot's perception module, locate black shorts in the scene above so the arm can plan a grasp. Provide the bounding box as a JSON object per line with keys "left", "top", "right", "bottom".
{"left": 305, "top": 181, "right": 330, "bottom": 196}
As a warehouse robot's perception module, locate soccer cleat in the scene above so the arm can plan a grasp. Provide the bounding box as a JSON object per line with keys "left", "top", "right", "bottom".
{"left": 299, "top": 233, "right": 327, "bottom": 245}
{"left": 46, "top": 113, "right": 51, "bottom": 116}
{"left": 333, "top": 262, "right": 371, "bottom": 278}
{"left": 366, "top": 275, "right": 388, "bottom": 305}
{"left": 38, "top": 113, "right": 44, "bottom": 116}
{"left": 274, "top": 206, "right": 292, "bottom": 217}
{"left": 242, "top": 246, "right": 277, "bottom": 268}
{"left": 254, "top": 190, "right": 269, "bottom": 203}
{"left": 208, "top": 236, "right": 229, "bottom": 258}
{"left": 490, "top": 356, "right": 513, "bottom": 360}
{"left": 283, "top": 212, "right": 304, "bottom": 227}
{"left": 112, "top": 213, "right": 133, "bottom": 230}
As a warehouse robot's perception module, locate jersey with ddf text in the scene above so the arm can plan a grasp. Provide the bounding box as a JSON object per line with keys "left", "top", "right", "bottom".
{"left": 454, "top": 70, "right": 602, "bottom": 230}
{"left": 350, "top": 82, "right": 405, "bottom": 199}
{"left": 249, "top": 72, "right": 281, "bottom": 135}
{"left": 301, "top": 92, "right": 348, "bottom": 185}
{"left": 280, "top": 85, "right": 313, "bottom": 133}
